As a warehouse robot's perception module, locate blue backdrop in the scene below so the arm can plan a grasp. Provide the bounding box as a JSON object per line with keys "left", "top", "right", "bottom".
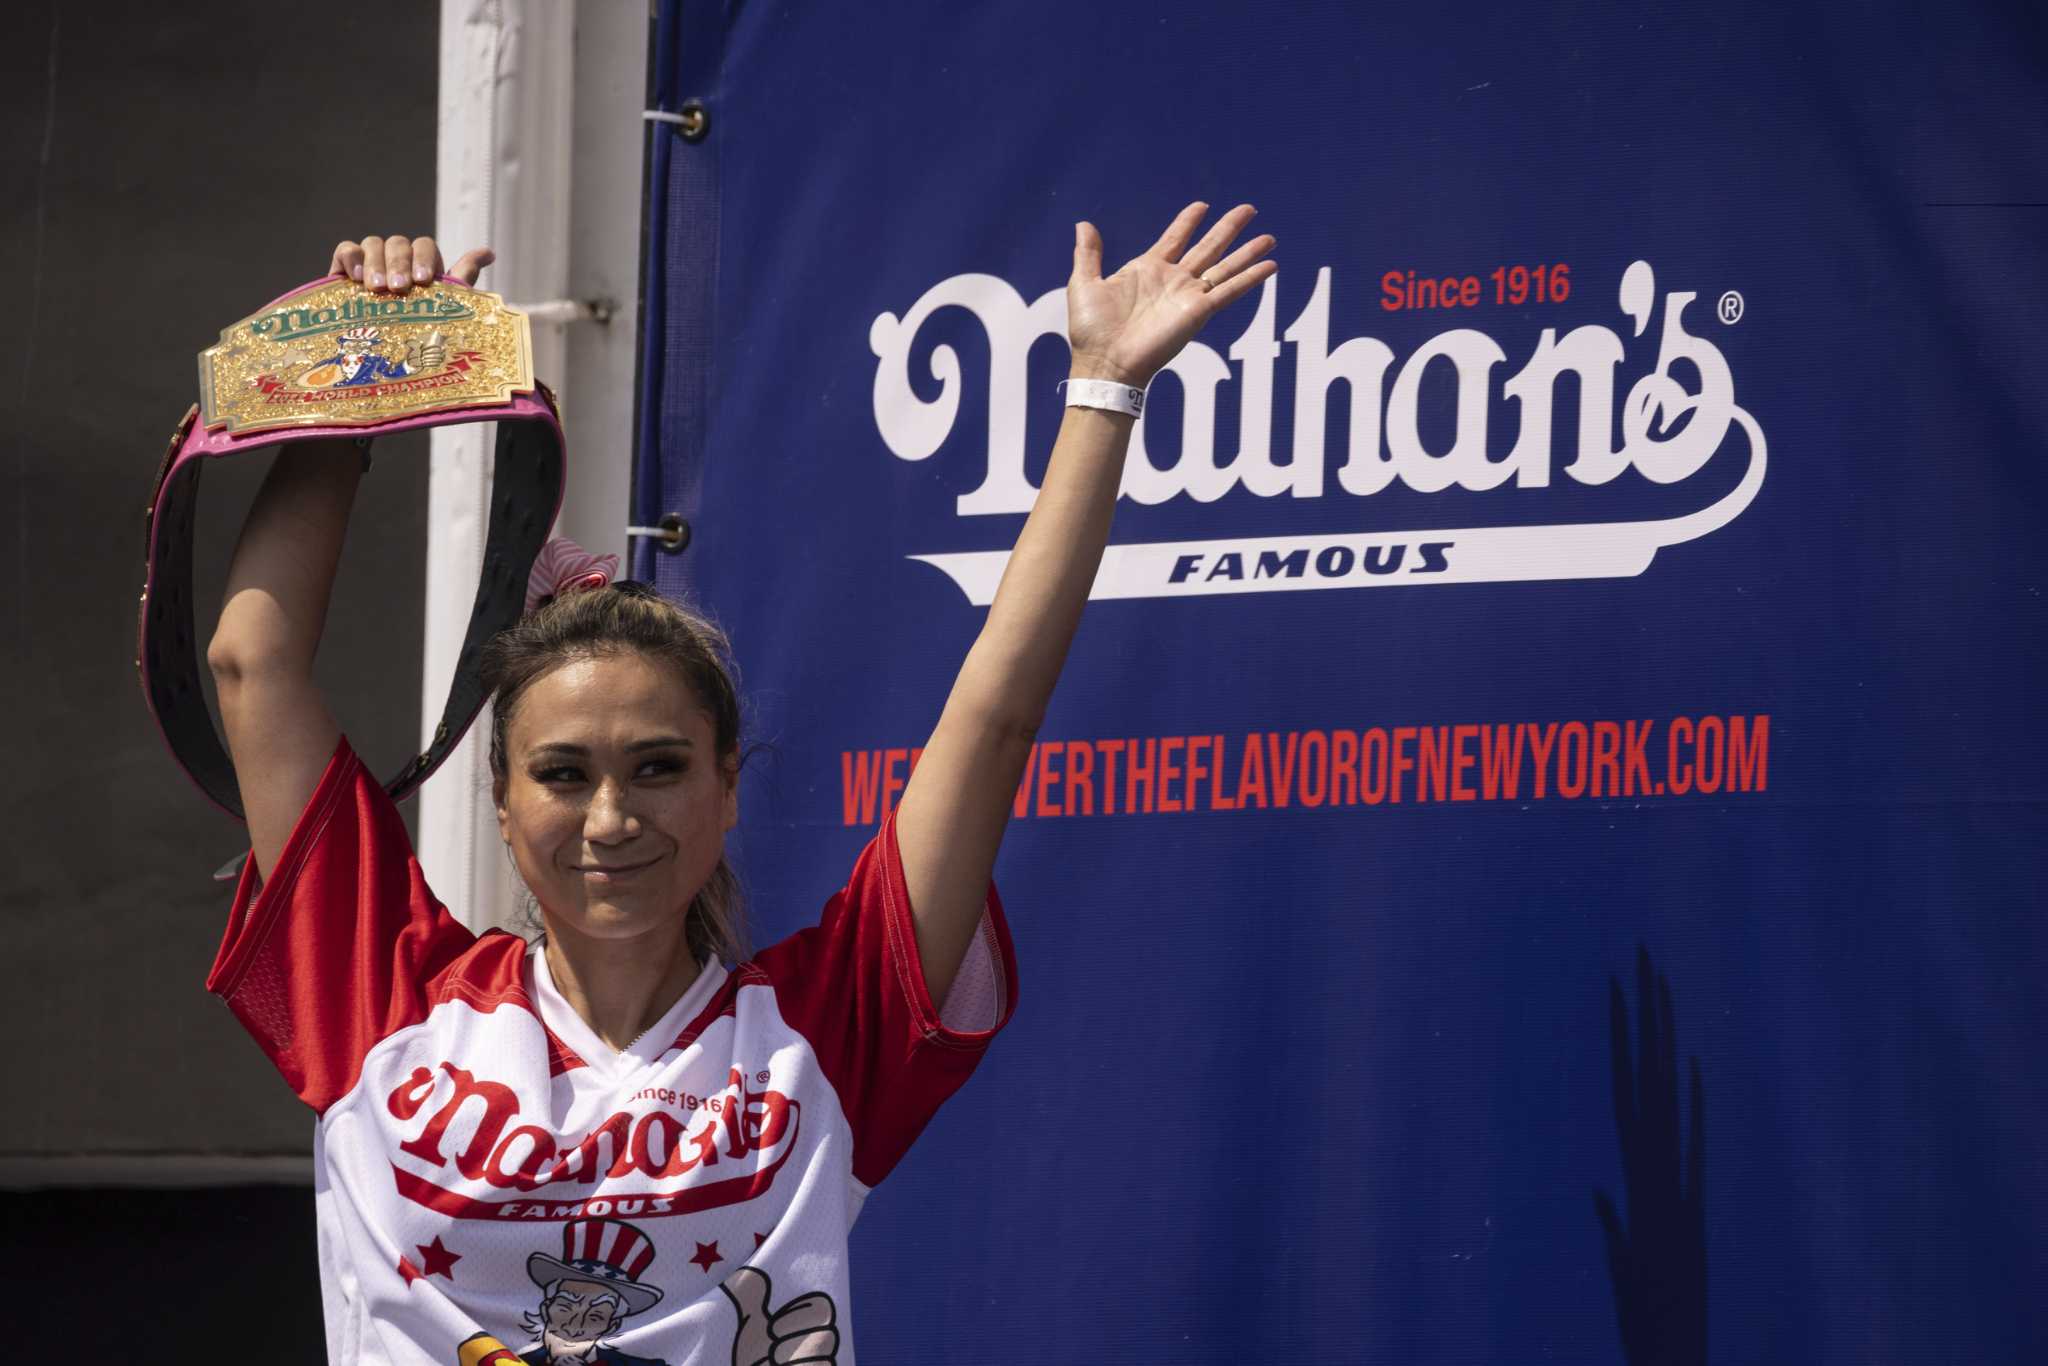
{"left": 636, "top": 3, "right": 2047, "bottom": 1360}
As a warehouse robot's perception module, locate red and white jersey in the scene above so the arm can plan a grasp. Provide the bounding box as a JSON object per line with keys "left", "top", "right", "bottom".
{"left": 209, "top": 739, "right": 1015, "bottom": 1366}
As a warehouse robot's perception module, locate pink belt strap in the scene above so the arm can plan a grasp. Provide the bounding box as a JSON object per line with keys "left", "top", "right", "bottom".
{"left": 136, "top": 275, "right": 566, "bottom": 820}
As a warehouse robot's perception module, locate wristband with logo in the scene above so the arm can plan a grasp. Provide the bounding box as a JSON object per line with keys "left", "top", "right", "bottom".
{"left": 1060, "top": 377, "right": 1146, "bottom": 418}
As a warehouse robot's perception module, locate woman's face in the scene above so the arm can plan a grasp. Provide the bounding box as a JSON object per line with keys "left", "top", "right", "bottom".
{"left": 494, "top": 651, "right": 736, "bottom": 944}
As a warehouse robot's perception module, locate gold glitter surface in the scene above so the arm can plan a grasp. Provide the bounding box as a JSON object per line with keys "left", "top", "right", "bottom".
{"left": 197, "top": 278, "right": 534, "bottom": 436}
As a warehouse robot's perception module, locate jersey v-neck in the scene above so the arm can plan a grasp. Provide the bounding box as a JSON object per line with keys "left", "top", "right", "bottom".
{"left": 527, "top": 938, "right": 728, "bottom": 1079}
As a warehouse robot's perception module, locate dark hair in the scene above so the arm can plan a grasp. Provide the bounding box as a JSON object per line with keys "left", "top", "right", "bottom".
{"left": 477, "top": 581, "right": 749, "bottom": 963}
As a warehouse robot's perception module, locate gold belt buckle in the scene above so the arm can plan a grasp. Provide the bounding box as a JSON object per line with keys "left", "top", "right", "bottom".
{"left": 198, "top": 276, "right": 534, "bottom": 435}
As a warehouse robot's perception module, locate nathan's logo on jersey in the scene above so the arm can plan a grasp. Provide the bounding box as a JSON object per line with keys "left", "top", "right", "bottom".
{"left": 868, "top": 262, "right": 1766, "bottom": 602}
{"left": 383, "top": 1064, "right": 800, "bottom": 1222}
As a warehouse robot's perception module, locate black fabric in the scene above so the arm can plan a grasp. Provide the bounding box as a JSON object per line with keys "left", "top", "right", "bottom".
{"left": 2, "top": 1185, "right": 324, "bottom": 1360}
{"left": 139, "top": 393, "right": 563, "bottom": 820}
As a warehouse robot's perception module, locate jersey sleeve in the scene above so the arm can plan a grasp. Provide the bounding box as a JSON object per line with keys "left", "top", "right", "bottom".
{"left": 206, "top": 735, "right": 477, "bottom": 1114}
{"left": 752, "top": 811, "right": 1019, "bottom": 1188}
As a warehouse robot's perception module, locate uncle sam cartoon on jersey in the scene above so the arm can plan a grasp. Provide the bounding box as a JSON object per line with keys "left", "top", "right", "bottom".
{"left": 451, "top": 1218, "right": 837, "bottom": 1366}
{"left": 455, "top": 1217, "right": 674, "bottom": 1366}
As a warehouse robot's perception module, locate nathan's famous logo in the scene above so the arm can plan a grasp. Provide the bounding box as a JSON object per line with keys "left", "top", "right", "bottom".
{"left": 247, "top": 287, "right": 476, "bottom": 344}
{"left": 384, "top": 1063, "right": 800, "bottom": 1222}
{"left": 868, "top": 262, "right": 1766, "bottom": 603}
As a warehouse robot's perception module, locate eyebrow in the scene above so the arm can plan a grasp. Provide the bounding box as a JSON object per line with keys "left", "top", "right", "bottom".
{"left": 527, "top": 737, "right": 695, "bottom": 759}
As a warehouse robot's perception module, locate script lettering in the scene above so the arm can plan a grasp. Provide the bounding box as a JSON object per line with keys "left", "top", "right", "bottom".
{"left": 870, "top": 260, "right": 1750, "bottom": 511}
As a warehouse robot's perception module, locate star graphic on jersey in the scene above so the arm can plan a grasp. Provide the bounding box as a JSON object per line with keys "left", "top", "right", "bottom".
{"left": 753, "top": 1232, "right": 769, "bottom": 1250}
{"left": 397, "top": 1255, "right": 423, "bottom": 1286}
{"left": 416, "top": 1236, "right": 462, "bottom": 1280}
{"left": 689, "top": 1240, "right": 722, "bottom": 1272}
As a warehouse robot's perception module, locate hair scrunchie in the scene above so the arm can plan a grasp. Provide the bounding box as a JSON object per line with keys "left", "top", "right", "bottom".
{"left": 526, "top": 536, "right": 620, "bottom": 614}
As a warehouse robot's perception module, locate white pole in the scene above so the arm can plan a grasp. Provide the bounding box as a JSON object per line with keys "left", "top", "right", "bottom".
{"left": 556, "top": 2, "right": 645, "bottom": 573}
{"left": 423, "top": 1, "right": 649, "bottom": 932}
{"left": 423, "top": 0, "right": 574, "bottom": 933}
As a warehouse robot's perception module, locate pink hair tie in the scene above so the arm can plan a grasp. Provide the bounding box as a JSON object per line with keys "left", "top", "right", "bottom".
{"left": 527, "top": 536, "right": 621, "bottom": 614}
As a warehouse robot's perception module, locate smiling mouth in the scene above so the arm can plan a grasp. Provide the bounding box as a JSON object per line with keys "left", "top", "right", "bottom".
{"left": 577, "top": 858, "right": 658, "bottom": 879}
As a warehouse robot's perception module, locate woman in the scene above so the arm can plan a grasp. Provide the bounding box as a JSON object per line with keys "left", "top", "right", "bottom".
{"left": 206, "top": 202, "right": 1274, "bottom": 1365}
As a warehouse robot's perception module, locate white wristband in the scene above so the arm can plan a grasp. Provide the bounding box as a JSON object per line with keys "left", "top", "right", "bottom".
{"left": 1060, "top": 377, "right": 1145, "bottom": 418}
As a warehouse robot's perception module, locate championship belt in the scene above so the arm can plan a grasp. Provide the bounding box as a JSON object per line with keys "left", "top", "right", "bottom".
{"left": 138, "top": 275, "right": 565, "bottom": 821}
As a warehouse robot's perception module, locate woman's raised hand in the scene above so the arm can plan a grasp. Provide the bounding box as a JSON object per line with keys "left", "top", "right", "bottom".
{"left": 326, "top": 235, "right": 496, "bottom": 294}
{"left": 1065, "top": 201, "right": 1277, "bottom": 388}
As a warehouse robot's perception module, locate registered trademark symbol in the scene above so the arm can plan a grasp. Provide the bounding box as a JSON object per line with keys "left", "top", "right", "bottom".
{"left": 1718, "top": 290, "right": 1745, "bottom": 324}
{"left": 755, "top": 1070, "right": 771, "bottom": 1084}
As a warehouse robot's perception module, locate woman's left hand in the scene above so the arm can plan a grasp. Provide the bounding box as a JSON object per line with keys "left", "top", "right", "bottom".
{"left": 1065, "top": 201, "right": 1277, "bottom": 388}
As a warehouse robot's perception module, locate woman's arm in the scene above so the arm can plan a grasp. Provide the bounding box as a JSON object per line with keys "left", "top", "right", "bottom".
{"left": 208, "top": 442, "right": 358, "bottom": 881}
{"left": 208, "top": 234, "right": 493, "bottom": 880}
{"left": 895, "top": 201, "right": 1277, "bottom": 1002}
